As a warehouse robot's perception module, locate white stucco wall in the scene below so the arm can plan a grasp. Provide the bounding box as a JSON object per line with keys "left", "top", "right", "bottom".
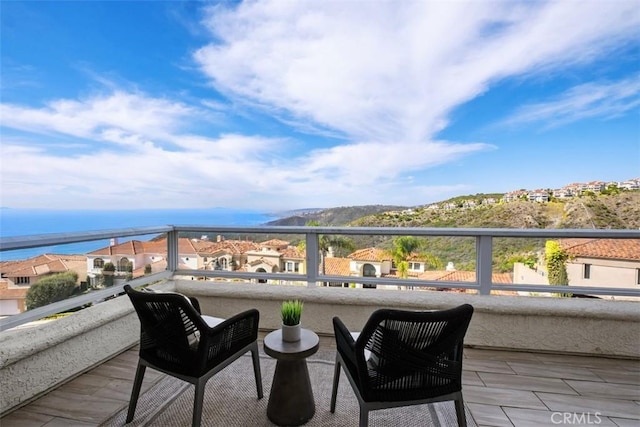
{"left": 0, "top": 282, "right": 174, "bottom": 415}
{"left": 176, "top": 280, "right": 640, "bottom": 359}
{"left": 566, "top": 257, "right": 639, "bottom": 289}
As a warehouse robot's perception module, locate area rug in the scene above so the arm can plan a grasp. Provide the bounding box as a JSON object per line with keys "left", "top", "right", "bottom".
{"left": 102, "top": 350, "right": 476, "bottom": 427}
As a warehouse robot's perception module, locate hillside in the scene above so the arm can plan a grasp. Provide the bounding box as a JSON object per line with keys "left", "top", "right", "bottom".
{"left": 267, "top": 192, "right": 640, "bottom": 230}
{"left": 266, "top": 192, "right": 640, "bottom": 272}
{"left": 352, "top": 192, "right": 640, "bottom": 229}
{"left": 265, "top": 205, "right": 408, "bottom": 226}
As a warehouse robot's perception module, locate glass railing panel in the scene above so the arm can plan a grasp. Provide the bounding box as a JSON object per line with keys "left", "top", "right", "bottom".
{"left": 3, "top": 226, "right": 639, "bottom": 330}
{"left": 0, "top": 229, "right": 169, "bottom": 326}
{"left": 176, "top": 229, "right": 310, "bottom": 286}
{"left": 316, "top": 233, "right": 478, "bottom": 291}
{"left": 506, "top": 236, "right": 640, "bottom": 300}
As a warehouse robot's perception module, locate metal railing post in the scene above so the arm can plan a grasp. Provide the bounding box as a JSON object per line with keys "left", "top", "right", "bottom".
{"left": 167, "top": 228, "right": 179, "bottom": 272}
{"left": 477, "top": 235, "right": 493, "bottom": 295}
{"left": 305, "top": 231, "right": 320, "bottom": 287}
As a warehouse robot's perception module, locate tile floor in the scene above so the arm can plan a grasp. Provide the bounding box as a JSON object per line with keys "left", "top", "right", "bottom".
{"left": 1, "top": 335, "right": 638, "bottom": 427}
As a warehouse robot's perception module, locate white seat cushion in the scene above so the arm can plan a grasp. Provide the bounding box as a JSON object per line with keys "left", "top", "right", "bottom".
{"left": 202, "top": 315, "right": 225, "bottom": 328}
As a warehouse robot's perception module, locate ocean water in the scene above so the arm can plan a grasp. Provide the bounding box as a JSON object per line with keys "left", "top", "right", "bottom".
{"left": 0, "top": 208, "right": 277, "bottom": 261}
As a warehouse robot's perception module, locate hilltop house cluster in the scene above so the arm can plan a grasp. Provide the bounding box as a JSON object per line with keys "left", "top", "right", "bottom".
{"left": 419, "top": 177, "right": 640, "bottom": 210}
{"left": 502, "top": 178, "right": 640, "bottom": 204}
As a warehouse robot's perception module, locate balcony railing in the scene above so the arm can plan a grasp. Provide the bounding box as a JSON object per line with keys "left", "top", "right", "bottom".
{"left": 2, "top": 225, "right": 639, "bottom": 331}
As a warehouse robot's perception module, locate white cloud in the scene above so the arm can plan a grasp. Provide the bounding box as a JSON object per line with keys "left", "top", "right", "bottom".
{"left": 185, "top": 0, "right": 640, "bottom": 209}
{"left": 0, "top": 91, "right": 197, "bottom": 146}
{"left": 194, "top": 0, "right": 639, "bottom": 143}
{"left": 502, "top": 76, "right": 640, "bottom": 128}
{"left": 1, "top": 1, "right": 638, "bottom": 210}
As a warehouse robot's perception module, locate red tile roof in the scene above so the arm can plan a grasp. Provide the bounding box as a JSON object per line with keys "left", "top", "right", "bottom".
{"left": 261, "top": 239, "right": 290, "bottom": 248}
{"left": 0, "top": 254, "right": 86, "bottom": 277}
{"left": 88, "top": 240, "right": 146, "bottom": 256}
{"left": 559, "top": 239, "right": 640, "bottom": 261}
{"left": 280, "top": 246, "right": 304, "bottom": 259}
{"left": 324, "top": 257, "right": 352, "bottom": 276}
{"left": 348, "top": 248, "right": 391, "bottom": 262}
{"left": 382, "top": 270, "right": 513, "bottom": 284}
{"left": 198, "top": 240, "right": 262, "bottom": 255}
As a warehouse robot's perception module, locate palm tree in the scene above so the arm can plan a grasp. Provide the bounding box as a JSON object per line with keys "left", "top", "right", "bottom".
{"left": 389, "top": 236, "right": 443, "bottom": 279}
{"left": 389, "top": 236, "right": 421, "bottom": 279}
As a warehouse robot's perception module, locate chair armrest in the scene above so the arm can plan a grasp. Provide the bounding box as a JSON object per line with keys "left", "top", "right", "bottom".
{"left": 188, "top": 297, "right": 202, "bottom": 314}
{"left": 333, "top": 316, "right": 358, "bottom": 368}
{"left": 198, "top": 309, "right": 260, "bottom": 368}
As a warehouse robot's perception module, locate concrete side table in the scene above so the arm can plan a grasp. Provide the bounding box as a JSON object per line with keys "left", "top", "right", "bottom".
{"left": 263, "top": 328, "right": 320, "bottom": 426}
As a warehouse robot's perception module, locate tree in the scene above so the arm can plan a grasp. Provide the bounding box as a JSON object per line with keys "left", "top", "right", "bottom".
{"left": 602, "top": 184, "right": 620, "bottom": 195}
{"left": 545, "top": 240, "right": 571, "bottom": 297}
{"left": 25, "top": 271, "right": 78, "bottom": 310}
{"left": 389, "top": 236, "right": 421, "bottom": 279}
{"left": 388, "top": 237, "right": 443, "bottom": 279}
{"left": 144, "top": 264, "right": 152, "bottom": 275}
{"left": 102, "top": 262, "right": 116, "bottom": 287}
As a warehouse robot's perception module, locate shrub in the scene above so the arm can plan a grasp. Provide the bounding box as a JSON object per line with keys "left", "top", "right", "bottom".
{"left": 102, "top": 262, "right": 115, "bottom": 287}
{"left": 26, "top": 271, "right": 78, "bottom": 310}
{"left": 545, "top": 241, "right": 571, "bottom": 297}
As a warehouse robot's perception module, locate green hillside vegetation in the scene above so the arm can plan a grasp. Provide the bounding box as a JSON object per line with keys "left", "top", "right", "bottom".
{"left": 347, "top": 192, "right": 639, "bottom": 271}
{"left": 265, "top": 205, "right": 408, "bottom": 226}
{"left": 352, "top": 192, "right": 640, "bottom": 229}
{"left": 185, "top": 191, "right": 639, "bottom": 274}
{"left": 282, "top": 191, "right": 640, "bottom": 273}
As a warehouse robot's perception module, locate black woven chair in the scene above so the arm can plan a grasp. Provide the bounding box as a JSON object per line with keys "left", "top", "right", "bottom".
{"left": 330, "top": 304, "right": 474, "bottom": 427}
{"left": 123, "top": 285, "right": 263, "bottom": 427}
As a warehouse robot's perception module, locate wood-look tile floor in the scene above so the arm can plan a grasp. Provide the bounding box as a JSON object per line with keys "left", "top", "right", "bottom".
{"left": 2, "top": 335, "right": 638, "bottom": 427}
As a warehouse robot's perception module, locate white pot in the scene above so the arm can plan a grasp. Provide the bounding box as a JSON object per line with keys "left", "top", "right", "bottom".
{"left": 281, "top": 323, "right": 301, "bottom": 342}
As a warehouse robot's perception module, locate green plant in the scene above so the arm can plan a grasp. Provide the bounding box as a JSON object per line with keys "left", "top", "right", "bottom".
{"left": 545, "top": 240, "right": 572, "bottom": 298}
{"left": 26, "top": 271, "right": 78, "bottom": 310}
{"left": 281, "top": 300, "right": 303, "bottom": 326}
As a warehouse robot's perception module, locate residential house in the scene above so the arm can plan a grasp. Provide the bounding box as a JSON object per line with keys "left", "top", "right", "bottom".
{"left": 279, "top": 246, "right": 305, "bottom": 275}
{"left": 197, "top": 238, "right": 262, "bottom": 272}
{"left": 584, "top": 181, "right": 606, "bottom": 193}
{"left": 561, "top": 238, "right": 640, "bottom": 292}
{"left": 619, "top": 179, "right": 640, "bottom": 190}
{"left": 513, "top": 238, "right": 640, "bottom": 299}
{"left": 502, "top": 190, "right": 528, "bottom": 202}
{"left": 0, "top": 254, "right": 87, "bottom": 315}
{"left": 552, "top": 188, "right": 575, "bottom": 199}
{"left": 86, "top": 238, "right": 201, "bottom": 284}
{"left": 527, "top": 189, "right": 550, "bottom": 203}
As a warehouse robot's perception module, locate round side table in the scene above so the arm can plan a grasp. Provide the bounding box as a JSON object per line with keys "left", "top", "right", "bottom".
{"left": 263, "top": 328, "right": 319, "bottom": 426}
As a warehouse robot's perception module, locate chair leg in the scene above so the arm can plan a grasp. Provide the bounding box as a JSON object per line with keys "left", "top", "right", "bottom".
{"left": 192, "top": 380, "right": 206, "bottom": 427}
{"left": 126, "top": 362, "right": 146, "bottom": 423}
{"left": 359, "top": 406, "right": 369, "bottom": 427}
{"left": 251, "top": 343, "right": 263, "bottom": 399}
{"left": 330, "top": 356, "right": 342, "bottom": 413}
{"left": 455, "top": 396, "right": 467, "bottom": 427}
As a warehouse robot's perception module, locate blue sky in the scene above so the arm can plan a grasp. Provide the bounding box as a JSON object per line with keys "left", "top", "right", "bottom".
{"left": 1, "top": 0, "right": 639, "bottom": 211}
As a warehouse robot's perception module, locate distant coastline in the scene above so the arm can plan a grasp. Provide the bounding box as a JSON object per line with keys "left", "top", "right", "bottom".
{"left": 0, "top": 208, "right": 277, "bottom": 261}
